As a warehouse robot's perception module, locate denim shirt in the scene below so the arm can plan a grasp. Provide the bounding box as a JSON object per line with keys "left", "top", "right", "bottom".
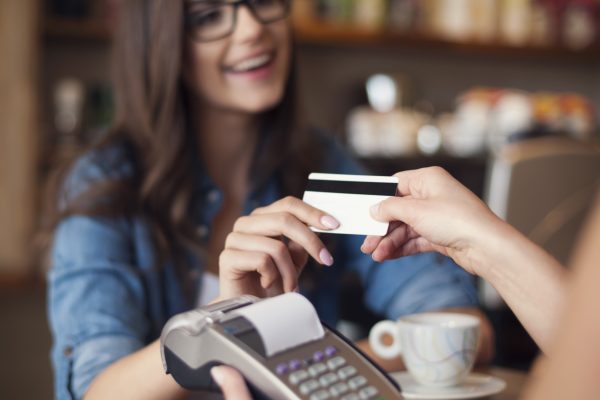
{"left": 47, "top": 135, "right": 478, "bottom": 399}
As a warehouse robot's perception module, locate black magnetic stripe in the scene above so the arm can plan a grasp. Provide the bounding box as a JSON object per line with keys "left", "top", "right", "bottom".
{"left": 306, "top": 179, "right": 396, "bottom": 196}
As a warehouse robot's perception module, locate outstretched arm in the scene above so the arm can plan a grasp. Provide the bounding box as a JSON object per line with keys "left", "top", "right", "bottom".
{"left": 362, "top": 167, "right": 567, "bottom": 352}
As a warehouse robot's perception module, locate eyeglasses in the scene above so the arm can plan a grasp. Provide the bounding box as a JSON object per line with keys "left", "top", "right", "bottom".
{"left": 185, "top": 0, "right": 291, "bottom": 42}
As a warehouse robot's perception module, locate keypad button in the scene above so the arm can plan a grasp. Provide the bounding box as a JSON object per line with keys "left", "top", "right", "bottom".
{"left": 310, "top": 389, "right": 331, "bottom": 400}
{"left": 338, "top": 365, "right": 357, "bottom": 380}
{"left": 308, "top": 363, "right": 328, "bottom": 377}
{"left": 329, "top": 382, "right": 349, "bottom": 396}
{"left": 275, "top": 364, "right": 287, "bottom": 375}
{"left": 341, "top": 394, "right": 360, "bottom": 400}
{"left": 324, "top": 346, "right": 337, "bottom": 357}
{"left": 319, "top": 372, "right": 338, "bottom": 387}
{"left": 348, "top": 375, "right": 367, "bottom": 390}
{"left": 359, "top": 386, "right": 378, "bottom": 399}
{"left": 313, "top": 350, "right": 325, "bottom": 363}
{"left": 289, "top": 369, "right": 309, "bottom": 385}
{"left": 327, "top": 356, "right": 346, "bottom": 370}
{"left": 299, "top": 379, "right": 320, "bottom": 395}
{"left": 289, "top": 359, "right": 302, "bottom": 371}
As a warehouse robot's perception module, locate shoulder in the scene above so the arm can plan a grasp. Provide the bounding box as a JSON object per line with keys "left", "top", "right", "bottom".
{"left": 309, "top": 128, "right": 369, "bottom": 175}
{"left": 61, "top": 142, "right": 136, "bottom": 204}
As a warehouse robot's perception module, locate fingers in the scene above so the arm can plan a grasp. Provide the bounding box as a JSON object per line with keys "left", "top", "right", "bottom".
{"left": 392, "top": 166, "right": 452, "bottom": 197}
{"left": 224, "top": 232, "right": 299, "bottom": 292}
{"left": 219, "top": 249, "right": 279, "bottom": 290}
{"left": 211, "top": 366, "right": 252, "bottom": 400}
{"left": 370, "top": 235, "right": 441, "bottom": 262}
{"left": 361, "top": 221, "right": 403, "bottom": 253}
{"left": 252, "top": 196, "right": 340, "bottom": 231}
{"left": 288, "top": 240, "right": 309, "bottom": 273}
{"left": 233, "top": 212, "right": 334, "bottom": 266}
{"left": 363, "top": 222, "right": 429, "bottom": 262}
{"left": 370, "top": 196, "right": 422, "bottom": 225}
{"left": 369, "top": 224, "right": 413, "bottom": 261}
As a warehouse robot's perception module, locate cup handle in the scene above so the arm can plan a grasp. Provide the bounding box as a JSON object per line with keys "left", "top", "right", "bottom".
{"left": 369, "top": 320, "right": 402, "bottom": 360}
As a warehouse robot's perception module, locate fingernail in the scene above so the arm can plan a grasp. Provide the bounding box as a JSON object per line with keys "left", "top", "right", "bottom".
{"left": 320, "top": 215, "right": 340, "bottom": 229}
{"left": 211, "top": 367, "right": 224, "bottom": 385}
{"left": 370, "top": 203, "right": 381, "bottom": 217}
{"left": 319, "top": 248, "right": 334, "bottom": 266}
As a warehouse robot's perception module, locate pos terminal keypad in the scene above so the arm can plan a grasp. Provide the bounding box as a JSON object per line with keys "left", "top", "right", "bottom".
{"left": 268, "top": 338, "right": 396, "bottom": 399}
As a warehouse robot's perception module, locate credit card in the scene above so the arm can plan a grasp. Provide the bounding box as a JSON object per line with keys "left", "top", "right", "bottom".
{"left": 302, "top": 173, "right": 398, "bottom": 236}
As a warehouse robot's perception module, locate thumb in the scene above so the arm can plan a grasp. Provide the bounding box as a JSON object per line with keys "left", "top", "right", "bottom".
{"left": 211, "top": 366, "right": 252, "bottom": 400}
{"left": 370, "top": 196, "right": 421, "bottom": 225}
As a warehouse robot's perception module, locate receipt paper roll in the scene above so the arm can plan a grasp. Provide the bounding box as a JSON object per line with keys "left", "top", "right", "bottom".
{"left": 232, "top": 293, "right": 325, "bottom": 357}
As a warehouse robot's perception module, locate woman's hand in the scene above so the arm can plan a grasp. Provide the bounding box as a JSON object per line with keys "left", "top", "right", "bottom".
{"left": 218, "top": 196, "right": 339, "bottom": 300}
{"left": 361, "top": 167, "right": 505, "bottom": 277}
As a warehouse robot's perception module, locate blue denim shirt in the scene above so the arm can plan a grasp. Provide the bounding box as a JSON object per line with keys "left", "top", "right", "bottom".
{"left": 47, "top": 135, "right": 478, "bottom": 399}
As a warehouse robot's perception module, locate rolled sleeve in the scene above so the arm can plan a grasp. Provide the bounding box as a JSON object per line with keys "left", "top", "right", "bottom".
{"left": 350, "top": 250, "right": 479, "bottom": 320}
{"left": 48, "top": 215, "right": 149, "bottom": 399}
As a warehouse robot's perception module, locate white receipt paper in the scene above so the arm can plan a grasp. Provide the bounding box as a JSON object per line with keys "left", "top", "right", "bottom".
{"left": 232, "top": 293, "right": 325, "bottom": 357}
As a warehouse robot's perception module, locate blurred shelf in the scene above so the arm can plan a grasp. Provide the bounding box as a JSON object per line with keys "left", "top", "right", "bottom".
{"left": 294, "top": 21, "right": 600, "bottom": 63}
{"left": 42, "top": 17, "right": 600, "bottom": 63}
{"left": 44, "top": 17, "right": 111, "bottom": 41}
{"left": 357, "top": 154, "right": 488, "bottom": 174}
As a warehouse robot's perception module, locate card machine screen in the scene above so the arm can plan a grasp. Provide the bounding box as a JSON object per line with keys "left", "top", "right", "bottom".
{"left": 221, "top": 317, "right": 267, "bottom": 357}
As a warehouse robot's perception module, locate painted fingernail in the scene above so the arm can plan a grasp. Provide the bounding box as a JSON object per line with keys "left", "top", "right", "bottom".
{"left": 320, "top": 215, "right": 340, "bottom": 229}
{"left": 211, "top": 367, "right": 224, "bottom": 385}
{"left": 319, "top": 248, "right": 334, "bottom": 266}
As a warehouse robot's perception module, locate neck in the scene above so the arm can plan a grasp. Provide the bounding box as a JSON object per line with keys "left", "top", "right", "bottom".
{"left": 193, "top": 101, "right": 260, "bottom": 197}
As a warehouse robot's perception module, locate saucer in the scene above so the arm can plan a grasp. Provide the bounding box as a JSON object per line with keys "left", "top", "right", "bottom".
{"left": 390, "top": 372, "right": 506, "bottom": 399}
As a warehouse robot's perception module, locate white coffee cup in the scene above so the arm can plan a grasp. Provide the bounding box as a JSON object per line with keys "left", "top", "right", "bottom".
{"left": 369, "top": 312, "right": 480, "bottom": 387}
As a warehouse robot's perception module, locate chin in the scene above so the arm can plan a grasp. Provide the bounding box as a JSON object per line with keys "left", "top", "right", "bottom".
{"left": 238, "top": 92, "right": 285, "bottom": 114}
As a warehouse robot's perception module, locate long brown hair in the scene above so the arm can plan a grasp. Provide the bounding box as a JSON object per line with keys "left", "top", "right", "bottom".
{"left": 42, "top": 0, "right": 322, "bottom": 289}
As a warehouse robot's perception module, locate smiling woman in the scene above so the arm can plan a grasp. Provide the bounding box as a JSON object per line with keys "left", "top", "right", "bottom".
{"left": 183, "top": 0, "right": 292, "bottom": 113}
{"left": 44, "top": 0, "right": 492, "bottom": 399}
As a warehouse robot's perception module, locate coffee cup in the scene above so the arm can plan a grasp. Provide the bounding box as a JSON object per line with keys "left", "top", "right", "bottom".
{"left": 369, "top": 312, "right": 480, "bottom": 387}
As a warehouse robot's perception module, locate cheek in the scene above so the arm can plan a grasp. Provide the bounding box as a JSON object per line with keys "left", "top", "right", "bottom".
{"left": 183, "top": 43, "right": 225, "bottom": 103}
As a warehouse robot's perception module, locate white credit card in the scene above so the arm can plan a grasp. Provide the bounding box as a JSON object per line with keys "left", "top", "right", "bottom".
{"left": 302, "top": 173, "right": 398, "bottom": 236}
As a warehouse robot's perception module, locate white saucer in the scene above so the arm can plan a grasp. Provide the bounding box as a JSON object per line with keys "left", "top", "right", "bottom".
{"left": 390, "top": 372, "right": 507, "bottom": 399}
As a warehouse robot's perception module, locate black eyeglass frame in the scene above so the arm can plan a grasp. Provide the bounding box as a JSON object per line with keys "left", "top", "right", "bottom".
{"left": 185, "top": 0, "right": 291, "bottom": 42}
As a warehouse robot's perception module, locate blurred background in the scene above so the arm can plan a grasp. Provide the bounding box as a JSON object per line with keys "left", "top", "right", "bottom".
{"left": 1, "top": 0, "right": 599, "bottom": 398}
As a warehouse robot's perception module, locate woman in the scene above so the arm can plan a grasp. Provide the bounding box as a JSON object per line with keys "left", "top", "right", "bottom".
{"left": 46, "top": 2, "right": 491, "bottom": 399}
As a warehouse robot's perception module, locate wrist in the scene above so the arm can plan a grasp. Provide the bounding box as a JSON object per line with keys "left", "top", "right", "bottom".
{"left": 462, "top": 215, "right": 518, "bottom": 280}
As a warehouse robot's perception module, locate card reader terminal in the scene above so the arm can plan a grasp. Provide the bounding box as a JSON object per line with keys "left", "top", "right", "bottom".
{"left": 160, "top": 293, "right": 402, "bottom": 399}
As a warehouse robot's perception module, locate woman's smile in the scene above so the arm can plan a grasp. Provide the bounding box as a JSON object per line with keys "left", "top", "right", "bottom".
{"left": 223, "top": 50, "right": 276, "bottom": 82}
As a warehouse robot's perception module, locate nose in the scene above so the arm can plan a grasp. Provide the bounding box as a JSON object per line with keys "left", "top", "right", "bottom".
{"left": 231, "top": 5, "right": 264, "bottom": 43}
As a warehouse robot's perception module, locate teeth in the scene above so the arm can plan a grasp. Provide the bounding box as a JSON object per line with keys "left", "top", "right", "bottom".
{"left": 231, "top": 54, "right": 271, "bottom": 72}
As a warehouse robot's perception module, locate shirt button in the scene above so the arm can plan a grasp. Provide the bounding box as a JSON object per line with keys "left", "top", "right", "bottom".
{"left": 190, "top": 269, "right": 201, "bottom": 280}
{"left": 196, "top": 225, "right": 209, "bottom": 239}
{"left": 207, "top": 189, "right": 220, "bottom": 203}
{"left": 63, "top": 346, "right": 73, "bottom": 357}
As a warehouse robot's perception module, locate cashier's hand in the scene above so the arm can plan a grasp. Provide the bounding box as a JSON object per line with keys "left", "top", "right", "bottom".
{"left": 218, "top": 196, "right": 339, "bottom": 300}
{"left": 211, "top": 366, "right": 252, "bottom": 400}
{"left": 361, "top": 167, "right": 505, "bottom": 277}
